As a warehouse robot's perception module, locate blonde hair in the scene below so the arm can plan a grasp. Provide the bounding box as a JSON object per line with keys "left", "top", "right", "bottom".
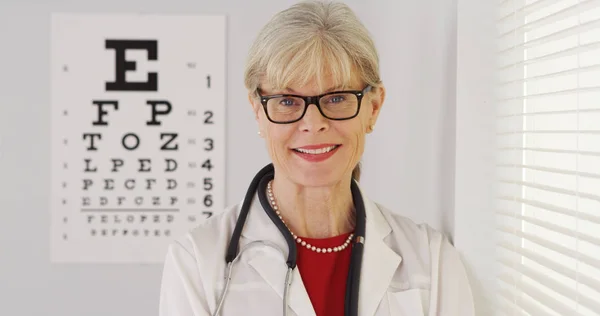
{"left": 244, "top": 0, "right": 381, "bottom": 181}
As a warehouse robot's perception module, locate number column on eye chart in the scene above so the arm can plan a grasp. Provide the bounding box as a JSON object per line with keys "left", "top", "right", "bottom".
{"left": 185, "top": 63, "right": 225, "bottom": 229}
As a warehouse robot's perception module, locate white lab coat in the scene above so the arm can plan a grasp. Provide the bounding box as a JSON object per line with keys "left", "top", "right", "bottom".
{"left": 159, "top": 185, "right": 475, "bottom": 316}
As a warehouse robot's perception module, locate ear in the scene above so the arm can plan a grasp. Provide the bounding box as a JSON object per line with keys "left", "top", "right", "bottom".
{"left": 367, "top": 84, "right": 385, "bottom": 127}
{"left": 248, "top": 92, "right": 261, "bottom": 122}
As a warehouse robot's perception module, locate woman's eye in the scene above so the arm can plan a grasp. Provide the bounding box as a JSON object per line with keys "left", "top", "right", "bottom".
{"left": 328, "top": 95, "right": 345, "bottom": 103}
{"left": 280, "top": 98, "right": 296, "bottom": 106}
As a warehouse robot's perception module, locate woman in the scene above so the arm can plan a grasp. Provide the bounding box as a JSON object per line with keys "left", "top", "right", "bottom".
{"left": 159, "top": 1, "right": 475, "bottom": 315}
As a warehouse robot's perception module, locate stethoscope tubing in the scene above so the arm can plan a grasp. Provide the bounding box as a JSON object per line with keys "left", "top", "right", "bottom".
{"left": 220, "top": 164, "right": 365, "bottom": 316}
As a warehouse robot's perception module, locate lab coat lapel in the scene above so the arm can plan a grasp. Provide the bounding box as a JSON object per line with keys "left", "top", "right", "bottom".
{"left": 247, "top": 254, "right": 316, "bottom": 316}
{"left": 358, "top": 191, "right": 403, "bottom": 316}
{"left": 242, "top": 193, "right": 317, "bottom": 316}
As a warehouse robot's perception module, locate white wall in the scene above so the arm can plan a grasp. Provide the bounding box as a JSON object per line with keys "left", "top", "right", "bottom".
{"left": 0, "top": 0, "right": 460, "bottom": 315}
{"left": 360, "top": 0, "right": 458, "bottom": 237}
{"left": 455, "top": 0, "right": 496, "bottom": 314}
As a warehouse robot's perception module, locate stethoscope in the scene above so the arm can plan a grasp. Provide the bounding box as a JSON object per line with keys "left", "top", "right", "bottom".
{"left": 212, "top": 163, "right": 366, "bottom": 316}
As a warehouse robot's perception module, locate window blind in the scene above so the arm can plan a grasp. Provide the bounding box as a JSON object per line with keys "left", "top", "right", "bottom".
{"left": 496, "top": 0, "right": 600, "bottom": 315}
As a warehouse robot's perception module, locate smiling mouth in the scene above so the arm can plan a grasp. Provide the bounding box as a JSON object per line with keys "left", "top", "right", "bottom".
{"left": 292, "top": 145, "right": 340, "bottom": 154}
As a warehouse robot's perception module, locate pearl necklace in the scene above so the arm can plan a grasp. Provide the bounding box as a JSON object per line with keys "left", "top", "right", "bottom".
{"left": 266, "top": 180, "right": 354, "bottom": 253}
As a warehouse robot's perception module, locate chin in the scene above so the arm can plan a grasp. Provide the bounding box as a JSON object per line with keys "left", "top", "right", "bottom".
{"left": 289, "top": 164, "right": 348, "bottom": 188}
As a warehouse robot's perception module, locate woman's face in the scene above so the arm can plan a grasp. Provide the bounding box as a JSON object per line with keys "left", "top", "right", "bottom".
{"left": 250, "top": 74, "right": 385, "bottom": 187}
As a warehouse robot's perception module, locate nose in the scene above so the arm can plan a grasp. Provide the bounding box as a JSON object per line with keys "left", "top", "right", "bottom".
{"left": 299, "top": 103, "right": 328, "bottom": 133}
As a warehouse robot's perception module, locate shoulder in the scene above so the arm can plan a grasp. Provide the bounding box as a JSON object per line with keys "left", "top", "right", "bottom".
{"left": 160, "top": 204, "right": 244, "bottom": 315}
{"left": 375, "top": 202, "right": 447, "bottom": 247}
{"left": 165, "top": 202, "right": 242, "bottom": 271}
{"left": 372, "top": 202, "right": 460, "bottom": 269}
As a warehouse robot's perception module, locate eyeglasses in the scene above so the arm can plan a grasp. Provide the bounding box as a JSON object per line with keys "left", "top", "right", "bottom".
{"left": 257, "top": 85, "right": 373, "bottom": 124}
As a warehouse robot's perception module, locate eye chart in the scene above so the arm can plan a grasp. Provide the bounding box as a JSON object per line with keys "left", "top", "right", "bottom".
{"left": 50, "top": 14, "right": 225, "bottom": 263}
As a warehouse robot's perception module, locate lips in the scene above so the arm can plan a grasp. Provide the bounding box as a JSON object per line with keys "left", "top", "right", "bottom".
{"left": 291, "top": 144, "right": 341, "bottom": 162}
{"left": 292, "top": 144, "right": 340, "bottom": 155}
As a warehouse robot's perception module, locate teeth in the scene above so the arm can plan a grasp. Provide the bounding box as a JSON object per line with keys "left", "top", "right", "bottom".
{"left": 295, "top": 145, "right": 337, "bottom": 154}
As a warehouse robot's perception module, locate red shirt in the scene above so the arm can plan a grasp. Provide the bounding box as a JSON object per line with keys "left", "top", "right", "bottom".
{"left": 296, "top": 232, "right": 353, "bottom": 316}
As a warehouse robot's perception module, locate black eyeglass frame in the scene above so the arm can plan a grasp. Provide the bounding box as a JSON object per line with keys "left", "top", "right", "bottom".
{"left": 257, "top": 85, "right": 373, "bottom": 124}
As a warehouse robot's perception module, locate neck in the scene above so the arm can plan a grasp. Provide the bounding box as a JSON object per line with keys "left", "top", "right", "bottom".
{"left": 269, "top": 175, "right": 356, "bottom": 239}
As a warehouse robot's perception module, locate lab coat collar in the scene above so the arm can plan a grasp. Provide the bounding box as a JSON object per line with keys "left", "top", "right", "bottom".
{"left": 242, "top": 181, "right": 403, "bottom": 316}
